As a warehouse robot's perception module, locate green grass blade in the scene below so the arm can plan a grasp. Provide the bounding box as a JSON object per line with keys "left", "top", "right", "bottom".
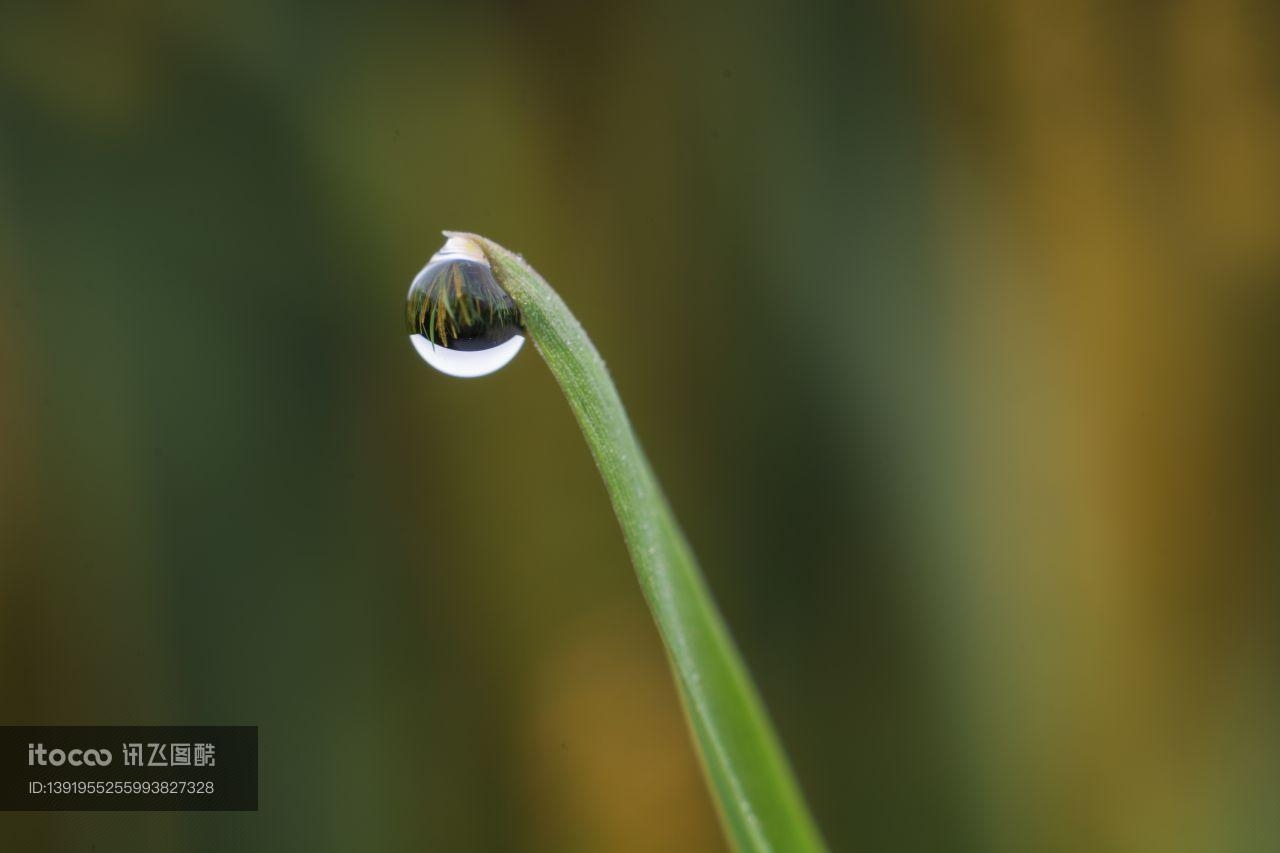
{"left": 452, "top": 232, "right": 827, "bottom": 853}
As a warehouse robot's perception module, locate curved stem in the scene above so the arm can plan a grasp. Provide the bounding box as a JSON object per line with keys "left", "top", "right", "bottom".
{"left": 452, "top": 232, "right": 827, "bottom": 852}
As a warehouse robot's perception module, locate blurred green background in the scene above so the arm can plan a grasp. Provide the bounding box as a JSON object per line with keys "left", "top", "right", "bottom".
{"left": 2, "top": 1, "right": 1278, "bottom": 851}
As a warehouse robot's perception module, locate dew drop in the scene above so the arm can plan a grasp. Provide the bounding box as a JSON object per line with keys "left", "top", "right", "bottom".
{"left": 405, "top": 237, "right": 524, "bottom": 378}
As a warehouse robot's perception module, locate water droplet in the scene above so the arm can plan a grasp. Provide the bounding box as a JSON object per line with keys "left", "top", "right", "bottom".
{"left": 405, "top": 237, "right": 524, "bottom": 378}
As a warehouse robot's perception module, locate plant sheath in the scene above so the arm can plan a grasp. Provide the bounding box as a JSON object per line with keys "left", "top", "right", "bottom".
{"left": 454, "top": 232, "right": 827, "bottom": 852}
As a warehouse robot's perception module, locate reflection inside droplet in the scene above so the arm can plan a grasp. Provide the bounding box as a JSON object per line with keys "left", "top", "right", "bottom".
{"left": 410, "top": 333, "right": 525, "bottom": 378}
{"left": 405, "top": 237, "right": 524, "bottom": 378}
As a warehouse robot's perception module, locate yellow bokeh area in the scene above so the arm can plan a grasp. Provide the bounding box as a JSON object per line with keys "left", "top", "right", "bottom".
{"left": 1, "top": 2, "right": 1277, "bottom": 851}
